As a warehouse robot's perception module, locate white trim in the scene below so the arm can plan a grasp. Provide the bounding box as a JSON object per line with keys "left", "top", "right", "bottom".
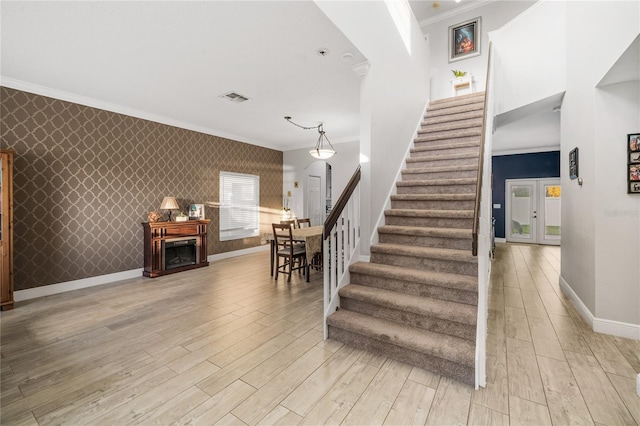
{"left": 494, "top": 237, "right": 506, "bottom": 243}
{"left": 359, "top": 255, "right": 371, "bottom": 263}
{"left": 208, "top": 244, "right": 269, "bottom": 262}
{"left": 492, "top": 145, "right": 560, "bottom": 156}
{"left": 15, "top": 268, "right": 143, "bottom": 302}
{"left": 0, "top": 77, "right": 274, "bottom": 150}
{"left": 418, "top": 0, "right": 498, "bottom": 28}
{"left": 559, "top": 275, "right": 640, "bottom": 340}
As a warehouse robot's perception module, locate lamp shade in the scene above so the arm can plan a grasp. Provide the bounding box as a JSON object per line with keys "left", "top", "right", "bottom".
{"left": 309, "top": 148, "right": 336, "bottom": 160}
{"left": 160, "top": 196, "right": 179, "bottom": 210}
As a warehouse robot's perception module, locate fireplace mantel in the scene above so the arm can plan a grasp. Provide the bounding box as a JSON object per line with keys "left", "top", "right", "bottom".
{"left": 142, "top": 220, "right": 210, "bottom": 277}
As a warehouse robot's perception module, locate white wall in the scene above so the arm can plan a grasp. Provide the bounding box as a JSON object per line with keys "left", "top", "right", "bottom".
{"left": 594, "top": 81, "right": 640, "bottom": 325}
{"left": 315, "top": 0, "right": 431, "bottom": 254}
{"left": 283, "top": 140, "right": 360, "bottom": 223}
{"left": 422, "top": 0, "right": 535, "bottom": 102}
{"left": 490, "top": 0, "right": 566, "bottom": 115}
{"left": 561, "top": 1, "right": 640, "bottom": 331}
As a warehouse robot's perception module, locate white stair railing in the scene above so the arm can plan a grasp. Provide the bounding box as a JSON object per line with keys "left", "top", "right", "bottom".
{"left": 323, "top": 166, "right": 361, "bottom": 339}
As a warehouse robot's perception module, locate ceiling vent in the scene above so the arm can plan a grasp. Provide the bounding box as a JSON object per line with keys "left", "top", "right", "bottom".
{"left": 220, "top": 91, "right": 251, "bottom": 103}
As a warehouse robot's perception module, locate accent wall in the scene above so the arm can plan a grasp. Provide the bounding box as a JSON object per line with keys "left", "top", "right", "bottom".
{"left": 0, "top": 87, "right": 283, "bottom": 291}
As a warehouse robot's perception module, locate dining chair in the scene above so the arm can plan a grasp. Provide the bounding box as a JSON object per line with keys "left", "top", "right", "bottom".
{"left": 272, "top": 223, "right": 307, "bottom": 282}
{"left": 297, "top": 218, "right": 311, "bottom": 228}
{"left": 280, "top": 219, "right": 297, "bottom": 229}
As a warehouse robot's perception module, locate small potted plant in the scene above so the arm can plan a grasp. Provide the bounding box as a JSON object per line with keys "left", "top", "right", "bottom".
{"left": 452, "top": 69, "right": 467, "bottom": 79}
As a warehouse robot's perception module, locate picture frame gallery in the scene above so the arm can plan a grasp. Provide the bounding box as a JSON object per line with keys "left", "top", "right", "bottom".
{"left": 628, "top": 133, "right": 640, "bottom": 194}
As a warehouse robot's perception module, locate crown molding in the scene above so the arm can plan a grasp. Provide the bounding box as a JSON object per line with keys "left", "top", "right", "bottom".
{"left": 0, "top": 76, "right": 279, "bottom": 151}
{"left": 419, "top": 0, "right": 499, "bottom": 28}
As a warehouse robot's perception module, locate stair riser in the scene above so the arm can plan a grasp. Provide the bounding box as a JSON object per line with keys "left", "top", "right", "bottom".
{"left": 416, "top": 130, "right": 482, "bottom": 141}
{"left": 411, "top": 146, "right": 479, "bottom": 157}
{"left": 385, "top": 215, "right": 474, "bottom": 229}
{"left": 341, "top": 298, "right": 476, "bottom": 342}
{"left": 370, "top": 252, "right": 478, "bottom": 276}
{"left": 349, "top": 271, "right": 478, "bottom": 305}
{"left": 396, "top": 183, "right": 476, "bottom": 194}
{"left": 422, "top": 110, "right": 483, "bottom": 126}
{"left": 378, "top": 233, "right": 472, "bottom": 251}
{"left": 429, "top": 96, "right": 484, "bottom": 110}
{"left": 420, "top": 119, "right": 483, "bottom": 134}
{"left": 406, "top": 157, "right": 478, "bottom": 169}
{"left": 327, "top": 326, "right": 475, "bottom": 386}
{"left": 391, "top": 199, "right": 475, "bottom": 210}
{"left": 414, "top": 136, "right": 480, "bottom": 146}
{"left": 401, "top": 171, "right": 477, "bottom": 181}
{"left": 426, "top": 103, "right": 484, "bottom": 118}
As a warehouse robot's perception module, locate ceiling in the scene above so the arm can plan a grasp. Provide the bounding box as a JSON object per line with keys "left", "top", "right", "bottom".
{"left": 2, "top": 1, "right": 561, "bottom": 155}
{"left": 1, "top": 1, "right": 366, "bottom": 152}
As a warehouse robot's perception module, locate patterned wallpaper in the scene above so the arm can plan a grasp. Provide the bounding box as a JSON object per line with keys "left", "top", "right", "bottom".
{"left": 0, "top": 87, "right": 283, "bottom": 291}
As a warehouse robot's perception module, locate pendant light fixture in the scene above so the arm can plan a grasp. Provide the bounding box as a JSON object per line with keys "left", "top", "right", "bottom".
{"left": 284, "top": 116, "right": 336, "bottom": 160}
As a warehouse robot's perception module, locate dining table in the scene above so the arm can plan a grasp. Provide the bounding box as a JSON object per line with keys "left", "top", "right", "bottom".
{"left": 264, "top": 225, "right": 323, "bottom": 282}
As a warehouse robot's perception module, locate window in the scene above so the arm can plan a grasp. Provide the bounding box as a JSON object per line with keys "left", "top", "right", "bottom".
{"left": 219, "top": 172, "right": 260, "bottom": 241}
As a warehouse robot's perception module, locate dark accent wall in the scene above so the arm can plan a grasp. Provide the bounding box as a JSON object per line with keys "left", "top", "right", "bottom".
{"left": 492, "top": 151, "right": 560, "bottom": 238}
{"left": 1, "top": 87, "right": 283, "bottom": 291}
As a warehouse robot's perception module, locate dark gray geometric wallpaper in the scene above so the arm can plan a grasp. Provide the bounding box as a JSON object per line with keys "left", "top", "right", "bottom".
{"left": 0, "top": 87, "right": 283, "bottom": 291}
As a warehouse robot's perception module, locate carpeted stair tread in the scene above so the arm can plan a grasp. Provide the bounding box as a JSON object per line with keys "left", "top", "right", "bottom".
{"left": 424, "top": 102, "right": 484, "bottom": 119}
{"left": 402, "top": 164, "right": 478, "bottom": 174}
{"left": 378, "top": 225, "right": 470, "bottom": 238}
{"left": 396, "top": 178, "right": 478, "bottom": 186}
{"left": 349, "top": 261, "right": 477, "bottom": 293}
{"left": 416, "top": 128, "right": 482, "bottom": 140}
{"left": 414, "top": 131, "right": 482, "bottom": 144}
{"left": 428, "top": 92, "right": 485, "bottom": 108}
{"left": 422, "top": 109, "right": 483, "bottom": 126}
{"left": 371, "top": 243, "right": 478, "bottom": 264}
{"left": 327, "top": 310, "right": 475, "bottom": 368}
{"left": 390, "top": 193, "right": 475, "bottom": 202}
{"left": 339, "top": 284, "right": 477, "bottom": 325}
{"left": 419, "top": 118, "right": 483, "bottom": 134}
{"left": 411, "top": 138, "right": 480, "bottom": 153}
{"left": 406, "top": 152, "right": 479, "bottom": 162}
{"left": 385, "top": 208, "right": 474, "bottom": 218}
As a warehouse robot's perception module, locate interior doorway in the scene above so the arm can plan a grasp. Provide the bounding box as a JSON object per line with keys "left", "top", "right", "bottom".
{"left": 307, "top": 175, "right": 322, "bottom": 226}
{"left": 505, "top": 178, "right": 561, "bottom": 245}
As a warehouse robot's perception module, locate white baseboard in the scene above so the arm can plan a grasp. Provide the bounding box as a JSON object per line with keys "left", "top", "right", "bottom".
{"left": 208, "top": 244, "right": 269, "bottom": 262}
{"left": 15, "top": 268, "right": 143, "bottom": 302}
{"left": 494, "top": 237, "right": 506, "bottom": 243}
{"left": 15, "top": 245, "right": 270, "bottom": 303}
{"left": 359, "top": 255, "right": 371, "bottom": 263}
{"left": 559, "top": 275, "right": 640, "bottom": 340}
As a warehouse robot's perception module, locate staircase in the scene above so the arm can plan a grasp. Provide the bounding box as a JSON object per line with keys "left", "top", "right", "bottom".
{"left": 327, "top": 92, "right": 485, "bottom": 386}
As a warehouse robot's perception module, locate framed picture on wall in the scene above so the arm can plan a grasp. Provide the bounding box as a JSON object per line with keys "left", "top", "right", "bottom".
{"left": 449, "top": 17, "right": 481, "bottom": 63}
{"left": 569, "top": 147, "right": 579, "bottom": 180}
{"left": 628, "top": 133, "right": 640, "bottom": 193}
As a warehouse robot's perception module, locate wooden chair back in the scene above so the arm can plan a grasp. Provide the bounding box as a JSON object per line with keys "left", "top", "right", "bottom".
{"left": 297, "top": 218, "right": 311, "bottom": 228}
{"left": 280, "top": 219, "right": 297, "bottom": 229}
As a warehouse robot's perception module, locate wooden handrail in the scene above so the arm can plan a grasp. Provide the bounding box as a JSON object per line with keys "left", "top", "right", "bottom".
{"left": 324, "top": 165, "right": 361, "bottom": 239}
{"left": 472, "top": 42, "right": 492, "bottom": 256}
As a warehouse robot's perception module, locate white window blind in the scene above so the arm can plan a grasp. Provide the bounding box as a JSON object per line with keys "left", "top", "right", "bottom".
{"left": 219, "top": 171, "right": 260, "bottom": 241}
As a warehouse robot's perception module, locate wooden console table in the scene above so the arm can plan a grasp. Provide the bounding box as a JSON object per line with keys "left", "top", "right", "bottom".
{"left": 142, "top": 220, "right": 210, "bottom": 278}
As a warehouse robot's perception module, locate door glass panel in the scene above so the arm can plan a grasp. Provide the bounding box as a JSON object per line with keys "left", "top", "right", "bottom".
{"left": 543, "top": 184, "right": 561, "bottom": 240}
{"left": 511, "top": 185, "right": 532, "bottom": 239}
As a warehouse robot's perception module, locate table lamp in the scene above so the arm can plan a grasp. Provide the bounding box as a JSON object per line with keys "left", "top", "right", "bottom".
{"left": 160, "top": 196, "right": 179, "bottom": 221}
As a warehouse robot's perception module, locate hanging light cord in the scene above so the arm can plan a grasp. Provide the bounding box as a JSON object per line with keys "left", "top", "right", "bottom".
{"left": 284, "top": 116, "right": 337, "bottom": 159}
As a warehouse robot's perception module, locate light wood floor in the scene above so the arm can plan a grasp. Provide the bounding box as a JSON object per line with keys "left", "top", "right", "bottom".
{"left": 1, "top": 244, "right": 639, "bottom": 425}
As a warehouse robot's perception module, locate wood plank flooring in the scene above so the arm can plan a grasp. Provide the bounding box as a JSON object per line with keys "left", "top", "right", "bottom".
{"left": 1, "top": 244, "right": 639, "bottom": 425}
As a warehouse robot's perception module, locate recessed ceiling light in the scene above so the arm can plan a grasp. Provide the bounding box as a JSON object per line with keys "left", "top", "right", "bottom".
{"left": 316, "top": 48, "right": 330, "bottom": 57}
{"left": 341, "top": 52, "right": 354, "bottom": 62}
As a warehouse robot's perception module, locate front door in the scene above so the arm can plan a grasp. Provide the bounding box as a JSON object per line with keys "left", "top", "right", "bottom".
{"left": 506, "top": 178, "right": 561, "bottom": 245}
